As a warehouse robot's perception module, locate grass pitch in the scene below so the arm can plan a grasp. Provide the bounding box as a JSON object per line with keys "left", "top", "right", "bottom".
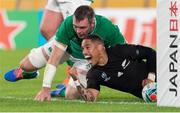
{"left": 0, "top": 49, "right": 180, "bottom": 112}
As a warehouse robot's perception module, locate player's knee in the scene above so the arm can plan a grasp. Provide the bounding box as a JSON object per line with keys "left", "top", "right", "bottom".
{"left": 40, "top": 27, "right": 46, "bottom": 37}
{"left": 19, "top": 57, "right": 38, "bottom": 72}
{"left": 26, "top": 48, "right": 47, "bottom": 70}
{"left": 40, "top": 27, "right": 53, "bottom": 40}
{"left": 65, "top": 86, "right": 80, "bottom": 99}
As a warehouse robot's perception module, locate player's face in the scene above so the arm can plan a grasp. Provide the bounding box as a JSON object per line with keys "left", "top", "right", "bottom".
{"left": 73, "top": 17, "right": 94, "bottom": 39}
{"left": 82, "top": 39, "right": 100, "bottom": 66}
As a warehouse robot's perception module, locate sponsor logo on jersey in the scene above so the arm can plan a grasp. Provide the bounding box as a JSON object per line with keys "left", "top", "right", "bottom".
{"left": 117, "top": 72, "right": 123, "bottom": 77}
{"left": 101, "top": 72, "right": 110, "bottom": 82}
{"left": 122, "top": 59, "right": 130, "bottom": 69}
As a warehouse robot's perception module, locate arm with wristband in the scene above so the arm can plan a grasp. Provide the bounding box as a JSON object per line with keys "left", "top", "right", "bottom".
{"left": 34, "top": 40, "right": 67, "bottom": 101}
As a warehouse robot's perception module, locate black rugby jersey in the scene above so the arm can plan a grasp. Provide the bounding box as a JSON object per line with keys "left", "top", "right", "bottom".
{"left": 86, "top": 44, "right": 156, "bottom": 98}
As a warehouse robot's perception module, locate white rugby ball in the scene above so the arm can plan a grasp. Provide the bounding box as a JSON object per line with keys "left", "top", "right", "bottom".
{"left": 142, "top": 82, "right": 157, "bottom": 102}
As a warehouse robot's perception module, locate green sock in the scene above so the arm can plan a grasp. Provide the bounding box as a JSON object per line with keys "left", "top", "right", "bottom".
{"left": 22, "top": 71, "right": 38, "bottom": 79}
{"left": 59, "top": 88, "right": 66, "bottom": 97}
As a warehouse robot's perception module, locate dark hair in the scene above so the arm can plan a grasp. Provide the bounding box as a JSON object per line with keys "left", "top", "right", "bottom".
{"left": 84, "top": 34, "right": 104, "bottom": 45}
{"left": 74, "top": 5, "right": 95, "bottom": 22}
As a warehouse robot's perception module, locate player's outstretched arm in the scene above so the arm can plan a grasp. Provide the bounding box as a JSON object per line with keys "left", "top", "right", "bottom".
{"left": 35, "top": 41, "right": 67, "bottom": 101}
{"left": 70, "top": 74, "right": 99, "bottom": 102}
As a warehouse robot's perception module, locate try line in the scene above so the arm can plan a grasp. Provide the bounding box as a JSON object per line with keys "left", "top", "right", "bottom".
{"left": 0, "top": 96, "right": 156, "bottom": 105}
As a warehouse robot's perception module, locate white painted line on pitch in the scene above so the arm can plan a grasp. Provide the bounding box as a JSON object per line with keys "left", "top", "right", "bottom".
{"left": 0, "top": 96, "right": 156, "bottom": 105}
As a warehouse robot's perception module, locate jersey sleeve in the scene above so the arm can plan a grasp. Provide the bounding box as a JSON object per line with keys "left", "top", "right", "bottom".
{"left": 112, "top": 44, "right": 156, "bottom": 74}
{"left": 86, "top": 69, "right": 101, "bottom": 91}
{"left": 55, "top": 20, "right": 70, "bottom": 46}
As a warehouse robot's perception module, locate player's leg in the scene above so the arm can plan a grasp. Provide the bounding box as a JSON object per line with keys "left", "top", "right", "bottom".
{"left": 58, "top": 0, "right": 92, "bottom": 18}
{"left": 41, "top": 0, "right": 64, "bottom": 40}
{"left": 65, "top": 77, "right": 81, "bottom": 99}
{"left": 4, "top": 46, "right": 48, "bottom": 82}
{"left": 50, "top": 66, "right": 71, "bottom": 97}
{"left": 4, "top": 0, "right": 64, "bottom": 82}
{"left": 50, "top": 84, "right": 66, "bottom": 97}
{"left": 51, "top": 60, "right": 89, "bottom": 98}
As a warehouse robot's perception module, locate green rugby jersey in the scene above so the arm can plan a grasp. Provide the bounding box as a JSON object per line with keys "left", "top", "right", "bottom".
{"left": 55, "top": 15, "right": 126, "bottom": 66}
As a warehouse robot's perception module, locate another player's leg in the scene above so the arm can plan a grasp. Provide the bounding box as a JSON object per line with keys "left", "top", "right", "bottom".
{"left": 4, "top": 47, "right": 47, "bottom": 82}
{"left": 50, "top": 66, "right": 71, "bottom": 97}
{"left": 50, "top": 84, "right": 66, "bottom": 97}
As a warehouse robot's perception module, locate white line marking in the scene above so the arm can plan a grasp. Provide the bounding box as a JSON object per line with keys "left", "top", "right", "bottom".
{"left": 0, "top": 96, "right": 156, "bottom": 105}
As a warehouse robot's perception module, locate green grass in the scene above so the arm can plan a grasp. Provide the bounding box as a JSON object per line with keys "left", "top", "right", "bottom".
{"left": 1, "top": 49, "right": 180, "bottom": 112}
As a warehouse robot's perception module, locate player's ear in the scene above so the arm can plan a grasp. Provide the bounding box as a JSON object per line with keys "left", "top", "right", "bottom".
{"left": 97, "top": 44, "right": 104, "bottom": 51}
{"left": 90, "top": 18, "right": 95, "bottom": 27}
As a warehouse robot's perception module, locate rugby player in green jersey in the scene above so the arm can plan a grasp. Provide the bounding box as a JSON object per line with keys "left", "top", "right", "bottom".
{"left": 34, "top": 5, "right": 126, "bottom": 101}
{"left": 5, "top": 5, "right": 126, "bottom": 101}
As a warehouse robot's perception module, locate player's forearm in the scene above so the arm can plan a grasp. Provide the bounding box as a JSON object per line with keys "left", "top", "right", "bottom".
{"left": 70, "top": 75, "right": 98, "bottom": 102}
{"left": 42, "top": 42, "right": 67, "bottom": 88}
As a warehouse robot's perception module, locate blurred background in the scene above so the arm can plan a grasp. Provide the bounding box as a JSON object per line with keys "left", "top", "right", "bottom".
{"left": 0, "top": 0, "right": 156, "bottom": 10}
{"left": 0, "top": 0, "right": 156, "bottom": 50}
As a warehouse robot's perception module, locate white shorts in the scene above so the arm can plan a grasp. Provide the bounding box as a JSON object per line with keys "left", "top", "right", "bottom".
{"left": 28, "top": 37, "right": 87, "bottom": 69}
{"left": 45, "top": 0, "right": 92, "bottom": 18}
{"left": 28, "top": 38, "right": 70, "bottom": 68}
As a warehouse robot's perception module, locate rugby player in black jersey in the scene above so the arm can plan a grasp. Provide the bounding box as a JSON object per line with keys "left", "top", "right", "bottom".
{"left": 69, "top": 34, "right": 156, "bottom": 102}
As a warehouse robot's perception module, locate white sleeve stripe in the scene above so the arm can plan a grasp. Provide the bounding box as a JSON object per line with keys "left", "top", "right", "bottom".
{"left": 54, "top": 40, "right": 67, "bottom": 51}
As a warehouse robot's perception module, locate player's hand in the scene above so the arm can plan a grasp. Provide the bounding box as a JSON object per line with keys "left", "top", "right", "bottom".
{"left": 142, "top": 79, "right": 153, "bottom": 87}
{"left": 34, "top": 87, "right": 51, "bottom": 102}
{"left": 69, "top": 67, "right": 78, "bottom": 76}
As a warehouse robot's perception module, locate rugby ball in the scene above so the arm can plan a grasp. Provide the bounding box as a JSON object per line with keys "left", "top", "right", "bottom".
{"left": 72, "top": 60, "right": 91, "bottom": 87}
{"left": 142, "top": 82, "right": 157, "bottom": 102}
{"left": 73, "top": 60, "right": 91, "bottom": 76}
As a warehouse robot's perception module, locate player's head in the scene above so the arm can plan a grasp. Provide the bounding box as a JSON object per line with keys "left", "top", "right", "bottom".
{"left": 73, "top": 5, "right": 95, "bottom": 39}
{"left": 81, "top": 34, "right": 107, "bottom": 66}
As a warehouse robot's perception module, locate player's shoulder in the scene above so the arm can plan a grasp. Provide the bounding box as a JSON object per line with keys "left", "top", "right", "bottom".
{"left": 108, "top": 44, "right": 129, "bottom": 52}
{"left": 64, "top": 15, "right": 73, "bottom": 23}
{"left": 95, "top": 15, "right": 111, "bottom": 23}
{"left": 62, "top": 15, "right": 73, "bottom": 31}
{"left": 95, "top": 15, "right": 117, "bottom": 31}
{"left": 113, "top": 44, "right": 136, "bottom": 48}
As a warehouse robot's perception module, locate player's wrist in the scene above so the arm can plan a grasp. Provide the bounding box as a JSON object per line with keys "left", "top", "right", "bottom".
{"left": 42, "top": 63, "right": 57, "bottom": 88}
{"left": 42, "top": 87, "right": 51, "bottom": 92}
